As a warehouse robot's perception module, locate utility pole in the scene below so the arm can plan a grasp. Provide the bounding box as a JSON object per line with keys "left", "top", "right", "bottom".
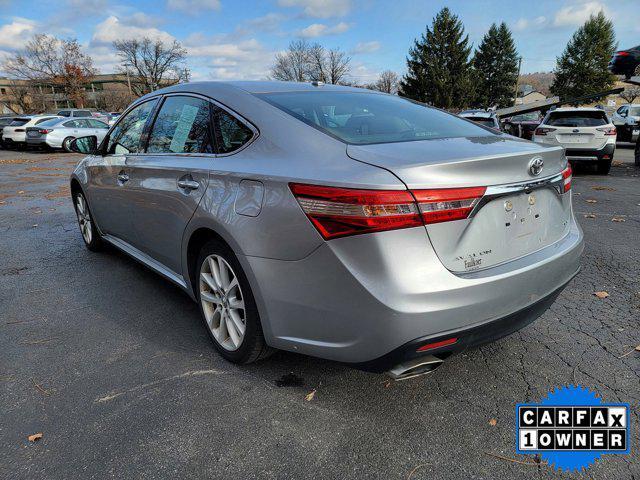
{"left": 513, "top": 56, "right": 522, "bottom": 106}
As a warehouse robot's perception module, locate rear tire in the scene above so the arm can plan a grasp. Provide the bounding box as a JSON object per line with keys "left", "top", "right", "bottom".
{"left": 596, "top": 160, "right": 612, "bottom": 175}
{"left": 62, "top": 137, "right": 75, "bottom": 152}
{"left": 196, "top": 239, "right": 273, "bottom": 364}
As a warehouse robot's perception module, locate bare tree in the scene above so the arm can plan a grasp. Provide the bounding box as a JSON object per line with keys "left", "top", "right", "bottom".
{"left": 620, "top": 87, "right": 640, "bottom": 104}
{"left": 3, "top": 35, "right": 96, "bottom": 108}
{"left": 113, "top": 38, "right": 189, "bottom": 96}
{"left": 326, "top": 48, "right": 350, "bottom": 85}
{"left": 7, "top": 81, "right": 35, "bottom": 113}
{"left": 372, "top": 70, "right": 399, "bottom": 94}
{"left": 271, "top": 41, "right": 350, "bottom": 84}
{"left": 272, "top": 40, "right": 312, "bottom": 82}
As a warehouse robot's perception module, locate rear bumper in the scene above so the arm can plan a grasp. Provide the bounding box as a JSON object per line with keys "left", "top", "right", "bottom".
{"left": 243, "top": 217, "right": 584, "bottom": 364}
{"left": 565, "top": 143, "right": 615, "bottom": 161}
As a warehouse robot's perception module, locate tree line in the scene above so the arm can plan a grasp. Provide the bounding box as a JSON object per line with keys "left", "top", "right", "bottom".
{"left": 1, "top": 7, "right": 628, "bottom": 114}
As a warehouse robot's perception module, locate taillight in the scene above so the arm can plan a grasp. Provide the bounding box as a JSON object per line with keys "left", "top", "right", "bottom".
{"left": 562, "top": 164, "right": 572, "bottom": 193}
{"left": 289, "top": 183, "right": 485, "bottom": 239}
{"left": 38, "top": 129, "right": 52, "bottom": 134}
{"left": 534, "top": 127, "right": 556, "bottom": 136}
{"left": 413, "top": 187, "right": 486, "bottom": 224}
{"left": 616, "top": 51, "right": 630, "bottom": 57}
{"left": 596, "top": 126, "right": 617, "bottom": 136}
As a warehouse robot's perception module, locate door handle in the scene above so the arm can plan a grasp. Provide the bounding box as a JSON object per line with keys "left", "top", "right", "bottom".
{"left": 178, "top": 179, "right": 200, "bottom": 190}
{"left": 117, "top": 171, "right": 129, "bottom": 183}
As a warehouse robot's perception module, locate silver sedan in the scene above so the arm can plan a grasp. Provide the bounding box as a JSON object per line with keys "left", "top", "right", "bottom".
{"left": 68, "top": 82, "right": 583, "bottom": 379}
{"left": 26, "top": 117, "right": 109, "bottom": 151}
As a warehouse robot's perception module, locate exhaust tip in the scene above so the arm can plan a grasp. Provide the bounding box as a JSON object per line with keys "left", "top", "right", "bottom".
{"left": 387, "top": 355, "right": 445, "bottom": 381}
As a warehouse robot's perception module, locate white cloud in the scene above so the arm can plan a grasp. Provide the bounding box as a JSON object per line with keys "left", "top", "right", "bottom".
{"left": 351, "top": 41, "right": 380, "bottom": 54}
{"left": 513, "top": 16, "right": 547, "bottom": 31}
{"left": 297, "top": 22, "right": 350, "bottom": 38}
{"left": 92, "top": 16, "right": 175, "bottom": 44}
{"left": 245, "top": 13, "right": 286, "bottom": 32}
{"left": 0, "top": 18, "right": 37, "bottom": 50}
{"left": 553, "top": 2, "right": 610, "bottom": 27}
{"left": 278, "top": 0, "right": 351, "bottom": 18}
{"left": 167, "top": 0, "right": 221, "bottom": 13}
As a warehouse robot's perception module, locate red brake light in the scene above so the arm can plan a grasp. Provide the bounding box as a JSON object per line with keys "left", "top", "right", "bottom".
{"left": 289, "top": 183, "right": 486, "bottom": 239}
{"left": 412, "top": 187, "right": 486, "bottom": 224}
{"left": 562, "top": 164, "right": 572, "bottom": 193}
{"left": 534, "top": 127, "right": 556, "bottom": 136}
{"left": 38, "top": 129, "right": 52, "bottom": 134}
{"left": 616, "top": 51, "right": 630, "bottom": 57}
{"left": 596, "top": 126, "right": 617, "bottom": 136}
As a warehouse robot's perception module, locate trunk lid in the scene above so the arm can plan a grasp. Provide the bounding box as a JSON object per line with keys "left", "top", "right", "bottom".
{"left": 347, "top": 136, "right": 571, "bottom": 273}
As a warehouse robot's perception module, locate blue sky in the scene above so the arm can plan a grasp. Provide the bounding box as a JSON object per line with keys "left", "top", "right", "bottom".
{"left": 0, "top": 0, "right": 638, "bottom": 83}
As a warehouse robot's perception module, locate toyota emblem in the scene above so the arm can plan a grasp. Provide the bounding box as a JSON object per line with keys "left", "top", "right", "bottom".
{"left": 528, "top": 157, "right": 544, "bottom": 176}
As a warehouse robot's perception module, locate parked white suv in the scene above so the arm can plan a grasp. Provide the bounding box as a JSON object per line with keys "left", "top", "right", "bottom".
{"left": 2, "top": 115, "right": 61, "bottom": 148}
{"left": 532, "top": 108, "right": 616, "bottom": 174}
{"left": 610, "top": 104, "right": 640, "bottom": 143}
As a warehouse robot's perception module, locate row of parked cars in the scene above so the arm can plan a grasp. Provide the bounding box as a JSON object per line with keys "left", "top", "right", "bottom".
{"left": 460, "top": 105, "right": 640, "bottom": 174}
{"left": 0, "top": 109, "right": 121, "bottom": 151}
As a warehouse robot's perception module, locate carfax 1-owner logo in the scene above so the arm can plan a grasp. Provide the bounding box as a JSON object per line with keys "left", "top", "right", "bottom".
{"left": 516, "top": 385, "right": 631, "bottom": 472}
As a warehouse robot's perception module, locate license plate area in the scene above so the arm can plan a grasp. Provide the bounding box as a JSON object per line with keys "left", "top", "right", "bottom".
{"left": 503, "top": 193, "right": 541, "bottom": 240}
{"left": 558, "top": 134, "right": 590, "bottom": 144}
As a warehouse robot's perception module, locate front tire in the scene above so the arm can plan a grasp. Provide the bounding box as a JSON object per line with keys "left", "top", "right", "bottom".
{"left": 596, "top": 159, "right": 612, "bottom": 175}
{"left": 73, "top": 191, "right": 103, "bottom": 251}
{"left": 196, "top": 239, "right": 272, "bottom": 364}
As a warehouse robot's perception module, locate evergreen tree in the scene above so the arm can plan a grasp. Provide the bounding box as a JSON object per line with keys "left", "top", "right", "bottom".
{"left": 472, "top": 23, "right": 519, "bottom": 108}
{"left": 551, "top": 11, "right": 616, "bottom": 101}
{"left": 399, "top": 8, "right": 473, "bottom": 109}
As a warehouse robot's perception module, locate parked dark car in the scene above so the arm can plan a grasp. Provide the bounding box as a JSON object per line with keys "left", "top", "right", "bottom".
{"left": 608, "top": 46, "right": 640, "bottom": 79}
{"left": 502, "top": 112, "right": 542, "bottom": 140}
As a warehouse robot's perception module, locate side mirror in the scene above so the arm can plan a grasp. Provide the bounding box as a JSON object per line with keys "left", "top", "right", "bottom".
{"left": 69, "top": 135, "right": 98, "bottom": 155}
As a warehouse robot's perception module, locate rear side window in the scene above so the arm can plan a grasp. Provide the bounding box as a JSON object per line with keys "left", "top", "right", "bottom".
{"left": 146, "top": 96, "right": 213, "bottom": 154}
{"left": 88, "top": 119, "right": 108, "bottom": 128}
{"left": 258, "top": 91, "right": 492, "bottom": 145}
{"left": 9, "top": 118, "right": 29, "bottom": 126}
{"left": 107, "top": 99, "right": 158, "bottom": 155}
{"left": 546, "top": 111, "right": 608, "bottom": 127}
{"left": 213, "top": 106, "right": 253, "bottom": 153}
{"left": 76, "top": 110, "right": 92, "bottom": 117}
{"left": 75, "top": 119, "right": 92, "bottom": 128}
{"left": 63, "top": 120, "right": 79, "bottom": 128}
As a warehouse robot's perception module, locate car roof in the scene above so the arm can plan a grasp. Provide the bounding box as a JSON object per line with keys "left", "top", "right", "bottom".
{"left": 460, "top": 111, "right": 494, "bottom": 118}
{"left": 146, "top": 81, "right": 379, "bottom": 99}
{"left": 550, "top": 107, "right": 605, "bottom": 112}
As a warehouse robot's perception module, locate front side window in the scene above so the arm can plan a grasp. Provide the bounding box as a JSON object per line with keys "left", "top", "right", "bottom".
{"left": 213, "top": 106, "right": 253, "bottom": 153}
{"left": 76, "top": 110, "right": 92, "bottom": 117}
{"left": 545, "top": 111, "right": 608, "bottom": 127}
{"left": 257, "top": 91, "right": 493, "bottom": 145}
{"left": 58, "top": 110, "right": 70, "bottom": 117}
{"left": 107, "top": 99, "right": 157, "bottom": 155}
{"left": 63, "top": 120, "right": 79, "bottom": 128}
{"left": 146, "top": 96, "right": 213, "bottom": 154}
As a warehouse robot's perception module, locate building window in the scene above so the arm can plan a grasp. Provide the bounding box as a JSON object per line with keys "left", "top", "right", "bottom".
{"left": 0, "top": 88, "right": 6, "bottom": 95}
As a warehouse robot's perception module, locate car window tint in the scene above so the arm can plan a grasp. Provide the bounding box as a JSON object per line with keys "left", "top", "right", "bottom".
{"left": 213, "top": 106, "right": 253, "bottom": 153}
{"left": 258, "top": 91, "right": 492, "bottom": 145}
{"left": 63, "top": 120, "right": 77, "bottom": 128}
{"left": 58, "top": 111, "right": 70, "bottom": 117}
{"left": 34, "top": 117, "right": 56, "bottom": 125}
{"left": 89, "top": 119, "right": 108, "bottom": 128}
{"left": 76, "top": 111, "right": 92, "bottom": 117}
{"left": 9, "top": 118, "right": 29, "bottom": 126}
{"left": 146, "top": 96, "right": 212, "bottom": 154}
{"left": 546, "top": 111, "right": 608, "bottom": 127}
{"left": 107, "top": 99, "right": 158, "bottom": 155}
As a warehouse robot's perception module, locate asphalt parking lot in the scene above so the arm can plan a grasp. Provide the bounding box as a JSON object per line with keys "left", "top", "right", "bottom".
{"left": 1, "top": 146, "right": 638, "bottom": 479}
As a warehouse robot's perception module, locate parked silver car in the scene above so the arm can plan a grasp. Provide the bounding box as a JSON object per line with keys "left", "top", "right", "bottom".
{"left": 69, "top": 82, "right": 583, "bottom": 378}
{"left": 26, "top": 117, "right": 109, "bottom": 151}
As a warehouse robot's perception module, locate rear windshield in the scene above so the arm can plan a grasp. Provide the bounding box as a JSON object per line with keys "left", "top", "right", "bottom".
{"left": 466, "top": 117, "right": 496, "bottom": 128}
{"left": 9, "top": 118, "right": 30, "bottom": 126}
{"left": 546, "top": 111, "right": 608, "bottom": 127}
{"left": 37, "top": 118, "right": 63, "bottom": 127}
{"left": 509, "top": 112, "right": 540, "bottom": 122}
{"left": 257, "top": 91, "right": 494, "bottom": 145}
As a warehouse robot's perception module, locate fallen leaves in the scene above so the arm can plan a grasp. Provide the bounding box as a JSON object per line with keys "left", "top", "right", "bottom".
{"left": 584, "top": 213, "right": 596, "bottom": 219}
{"left": 593, "top": 291, "right": 610, "bottom": 299}
{"left": 28, "top": 433, "right": 43, "bottom": 443}
{"left": 484, "top": 452, "right": 542, "bottom": 466}
{"left": 31, "top": 378, "right": 50, "bottom": 396}
{"left": 585, "top": 199, "right": 597, "bottom": 204}
{"left": 620, "top": 345, "right": 640, "bottom": 358}
{"left": 304, "top": 389, "right": 316, "bottom": 401}
{"left": 612, "top": 217, "right": 626, "bottom": 223}
{"left": 488, "top": 418, "right": 497, "bottom": 427}
{"left": 592, "top": 186, "right": 616, "bottom": 191}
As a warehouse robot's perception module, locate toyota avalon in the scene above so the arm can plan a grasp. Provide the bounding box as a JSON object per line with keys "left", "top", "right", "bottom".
{"left": 69, "top": 81, "right": 583, "bottom": 379}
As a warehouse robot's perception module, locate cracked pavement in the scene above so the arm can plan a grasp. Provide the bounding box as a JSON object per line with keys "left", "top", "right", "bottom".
{"left": 0, "top": 146, "right": 638, "bottom": 479}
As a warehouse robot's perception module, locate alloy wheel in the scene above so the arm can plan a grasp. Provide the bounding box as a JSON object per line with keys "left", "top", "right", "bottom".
{"left": 75, "top": 194, "right": 93, "bottom": 244}
{"left": 199, "top": 254, "right": 246, "bottom": 351}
